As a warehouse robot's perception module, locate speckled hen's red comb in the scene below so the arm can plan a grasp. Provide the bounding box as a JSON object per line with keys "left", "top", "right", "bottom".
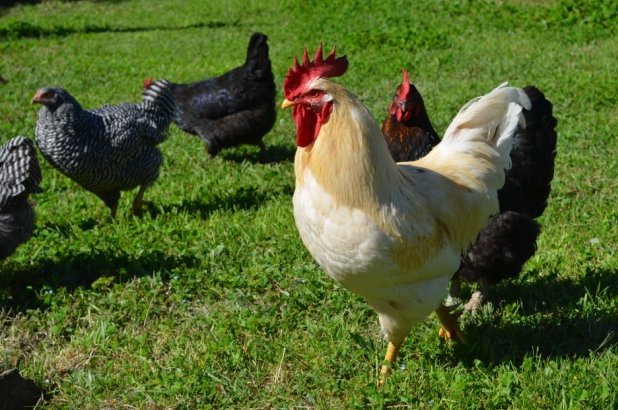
{"left": 398, "top": 67, "right": 411, "bottom": 98}
{"left": 143, "top": 76, "right": 153, "bottom": 89}
{"left": 283, "top": 43, "right": 348, "bottom": 99}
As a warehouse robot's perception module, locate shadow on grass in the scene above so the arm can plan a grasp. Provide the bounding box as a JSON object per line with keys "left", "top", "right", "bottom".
{"left": 449, "top": 268, "right": 618, "bottom": 365}
{"left": 1, "top": 0, "right": 129, "bottom": 8}
{"left": 0, "top": 20, "right": 239, "bottom": 40}
{"left": 219, "top": 143, "right": 296, "bottom": 165}
{"left": 0, "top": 0, "right": 40, "bottom": 10}
{"left": 0, "top": 248, "right": 198, "bottom": 313}
{"left": 149, "top": 184, "right": 276, "bottom": 219}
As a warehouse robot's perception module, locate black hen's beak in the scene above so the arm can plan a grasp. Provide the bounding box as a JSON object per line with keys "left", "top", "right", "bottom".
{"left": 399, "top": 101, "right": 408, "bottom": 113}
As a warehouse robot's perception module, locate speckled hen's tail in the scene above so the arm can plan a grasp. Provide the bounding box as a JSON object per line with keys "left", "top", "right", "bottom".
{"left": 0, "top": 136, "right": 42, "bottom": 210}
{"left": 142, "top": 79, "right": 176, "bottom": 120}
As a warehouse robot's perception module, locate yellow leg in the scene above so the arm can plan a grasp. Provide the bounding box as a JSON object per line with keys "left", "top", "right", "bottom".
{"left": 377, "top": 341, "right": 403, "bottom": 386}
{"left": 380, "top": 341, "right": 401, "bottom": 375}
{"left": 435, "top": 304, "right": 466, "bottom": 343}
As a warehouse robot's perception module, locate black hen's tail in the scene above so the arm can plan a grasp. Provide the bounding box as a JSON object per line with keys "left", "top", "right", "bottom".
{"left": 0, "top": 137, "right": 43, "bottom": 210}
{"left": 244, "top": 32, "right": 272, "bottom": 80}
{"left": 457, "top": 211, "right": 541, "bottom": 284}
{"left": 499, "top": 86, "right": 558, "bottom": 218}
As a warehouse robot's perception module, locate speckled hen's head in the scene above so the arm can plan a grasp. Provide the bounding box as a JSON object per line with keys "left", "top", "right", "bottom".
{"left": 31, "top": 87, "right": 78, "bottom": 113}
{"left": 281, "top": 44, "right": 348, "bottom": 148}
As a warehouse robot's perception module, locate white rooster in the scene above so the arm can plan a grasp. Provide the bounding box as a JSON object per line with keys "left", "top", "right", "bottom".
{"left": 281, "top": 45, "right": 530, "bottom": 377}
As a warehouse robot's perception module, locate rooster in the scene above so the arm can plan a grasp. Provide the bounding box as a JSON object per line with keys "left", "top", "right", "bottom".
{"left": 281, "top": 45, "right": 531, "bottom": 376}
{"left": 33, "top": 79, "right": 174, "bottom": 219}
{"left": 382, "top": 69, "right": 557, "bottom": 313}
{"left": 149, "top": 32, "right": 276, "bottom": 157}
{"left": 0, "top": 136, "right": 42, "bottom": 260}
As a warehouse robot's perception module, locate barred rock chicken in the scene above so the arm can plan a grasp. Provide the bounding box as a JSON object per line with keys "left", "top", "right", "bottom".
{"left": 0, "top": 136, "right": 42, "bottom": 260}
{"left": 149, "top": 32, "right": 276, "bottom": 157}
{"left": 33, "top": 80, "right": 174, "bottom": 219}
{"left": 282, "top": 45, "right": 531, "bottom": 376}
{"left": 382, "top": 69, "right": 557, "bottom": 314}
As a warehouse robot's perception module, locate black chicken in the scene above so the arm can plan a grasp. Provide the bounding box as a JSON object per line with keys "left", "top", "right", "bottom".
{"left": 382, "top": 69, "right": 558, "bottom": 313}
{"left": 150, "top": 32, "right": 276, "bottom": 157}
{"left": 0, "top": 136, "right": 42, "bottom": 260}
{"left": 33, "top": 79, "right": 174, "bottom": 219}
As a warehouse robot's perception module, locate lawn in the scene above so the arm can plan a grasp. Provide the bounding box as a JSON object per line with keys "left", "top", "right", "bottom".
{"left": 0, "top": 0, "right": 616, "bottom": 408}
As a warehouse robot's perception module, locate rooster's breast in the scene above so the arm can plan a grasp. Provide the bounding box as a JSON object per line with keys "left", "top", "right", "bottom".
{"left": 293, "top": 170, "right": 401, "bottom": 294}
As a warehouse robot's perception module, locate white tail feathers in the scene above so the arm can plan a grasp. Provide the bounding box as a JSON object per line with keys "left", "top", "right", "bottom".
{"left": 441, "top": 83, "right": 531, "bottom": 170}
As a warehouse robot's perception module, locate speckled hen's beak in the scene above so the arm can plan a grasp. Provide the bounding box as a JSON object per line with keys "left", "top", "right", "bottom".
{"left": 31, "top": 90, "right": 44, "bottom": 104}
{"left": 281, "top": 99, "right": 294, "bottom": 110}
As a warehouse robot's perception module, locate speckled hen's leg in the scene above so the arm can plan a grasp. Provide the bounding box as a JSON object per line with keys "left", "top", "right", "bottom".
{"left": 132, "top": 185, "right": 147, "bottom": 215}
{"left": 436, "top": 304, "right": 466, "bottom": 343}
{"left": 109, "top": 203, "right": 118, "bottom": 220}
{"left": 100, "top": 191, "right": 120, "bottom": 220}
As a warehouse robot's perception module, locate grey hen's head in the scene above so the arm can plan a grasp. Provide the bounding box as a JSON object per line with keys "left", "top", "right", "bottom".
{"left": 31, "top": 87, "right": 81, "bottom": 114}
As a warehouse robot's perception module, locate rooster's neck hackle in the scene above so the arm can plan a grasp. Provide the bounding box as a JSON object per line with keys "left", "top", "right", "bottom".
{"left": 295, "top": 80, "right": 401, "bottom": 214}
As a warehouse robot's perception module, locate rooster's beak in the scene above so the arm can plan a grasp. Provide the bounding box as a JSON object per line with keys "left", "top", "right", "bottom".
{"left": 281, "top": 99, "right": 294, "bottom": 110}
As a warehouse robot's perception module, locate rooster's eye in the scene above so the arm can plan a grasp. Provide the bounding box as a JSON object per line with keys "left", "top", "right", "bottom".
{"left": 305, "top": 90, "right": 321, "bottom": 98}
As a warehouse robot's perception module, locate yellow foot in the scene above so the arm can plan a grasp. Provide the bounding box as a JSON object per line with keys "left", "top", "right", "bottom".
{"left": 435, "top": 304, "right": 466, "bottom": 343}
{"left": 377, "top": 363, "right": 393, "bottom": 387}
{"left": 377, "top": 341, "right": 401, "bottom": 386}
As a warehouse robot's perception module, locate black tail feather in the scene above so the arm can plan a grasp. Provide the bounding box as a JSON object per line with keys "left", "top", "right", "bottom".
{"left": 499, "top": 86, "right": 558, "bottom": 218}
{"left": 244, "top": 32, "right": 271, "bottom": 79}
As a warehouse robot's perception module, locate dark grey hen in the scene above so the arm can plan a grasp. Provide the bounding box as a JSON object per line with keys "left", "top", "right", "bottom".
{"left": 0, "top": 136, "right": 42, "bottom": 260}
{"left": 33, "top": 80, "right": 174, "bottom": 218}
{"left": 158, "top": 32, "right": 276, "bottom": 157}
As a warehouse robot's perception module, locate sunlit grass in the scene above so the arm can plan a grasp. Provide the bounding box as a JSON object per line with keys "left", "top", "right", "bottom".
{"left": 0, "top": 0, "right": 616, "bottom": 407}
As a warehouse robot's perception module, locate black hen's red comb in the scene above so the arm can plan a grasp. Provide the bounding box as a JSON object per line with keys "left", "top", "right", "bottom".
{"left": 398, "top": 67, "right": 411, "bottom": 98}
{"left": 283, "top": 43, "right": 348, "bottom": 99}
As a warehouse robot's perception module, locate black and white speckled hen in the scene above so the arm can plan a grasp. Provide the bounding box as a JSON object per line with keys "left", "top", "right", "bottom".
{"left": 32, "top": 79, "right": 174, "bottom": 219}
{"left": 0, "top": 136, "right": 42, "bottom": 260}
{"left": 148, "top": 32, "right": 276, "bottom": 157}
{"left": 382, "top": 69, "right": 558, "bottom": 314}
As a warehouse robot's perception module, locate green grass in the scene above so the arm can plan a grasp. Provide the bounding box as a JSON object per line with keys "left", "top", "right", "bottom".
{"left": 1, "top": 0, "right": 617, "bottom": 408}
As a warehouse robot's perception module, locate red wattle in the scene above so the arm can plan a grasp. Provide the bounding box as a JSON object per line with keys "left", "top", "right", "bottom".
{"left": 293, "top": 102, "right": 332, "bottom": 148}
{"left": 294, "top": 105, "right": 317, "bottom": 148}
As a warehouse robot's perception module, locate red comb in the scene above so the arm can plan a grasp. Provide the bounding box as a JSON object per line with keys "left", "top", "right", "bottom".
{"left": 283, "top": 43, "right": 348, "bottom": 99}
{"left": 399, "top": 67, "right": 411, "bottom": 98}
{"left": 143, "top": 76, "right": 153, "bottom": 89}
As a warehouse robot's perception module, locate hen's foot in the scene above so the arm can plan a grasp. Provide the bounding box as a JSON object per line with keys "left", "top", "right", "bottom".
{"left": 377, "top": 341, "right": 402, "bottom": 386}
{"left": 463, "top": 289, "right": 486, "bottom": 315}
{"left": 435, "top": 304, "right": 466, "bottom": 343}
